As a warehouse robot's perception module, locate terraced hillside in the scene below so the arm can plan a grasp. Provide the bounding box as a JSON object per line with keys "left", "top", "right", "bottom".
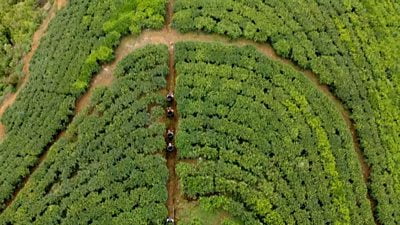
{"left": 0, "top": 0, "right": 398, "bottom": 224}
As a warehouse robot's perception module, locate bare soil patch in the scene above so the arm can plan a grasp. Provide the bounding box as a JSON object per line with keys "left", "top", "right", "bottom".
{"left": 57, "top": 0, "right": 67, "bottom": 9}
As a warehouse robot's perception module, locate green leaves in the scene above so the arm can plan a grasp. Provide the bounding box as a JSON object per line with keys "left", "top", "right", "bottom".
{"left": 103, "top": 0, "right": 166, "bottom": 35}
{"left": 175, "top": 42, "right": 372, "bottom": 224}
{"left": 174, "top": 0, "right": 400, "bottom": 223}
{"left": 0, "top": 0, "right": 167, "bottom": 217}
{"left": 0, "top": 45, "right": 169, "bottom": 224}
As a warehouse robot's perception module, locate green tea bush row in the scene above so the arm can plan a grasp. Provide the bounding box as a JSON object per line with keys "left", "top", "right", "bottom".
{"left": 175, "top": 42, "right": 374, "bottom": 225}
{"left": 0, "top": 45, "right": 169, "bottom": 224}
{"left": 173, "top": 1, "right": 400, "bottom": 223}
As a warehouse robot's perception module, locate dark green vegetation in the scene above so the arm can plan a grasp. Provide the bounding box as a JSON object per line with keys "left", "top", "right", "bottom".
{"left": 0, "top": 0, "right": 166, "bottom": 210}
{"left": 173, "top": 1, "right": 400, "bottom": 223}
{"left": 0, "top": 45, "right": 169, "bottom": 224}
{"left": 0, "top": 0, "right": 45, "bottom": 98}
{"left": 175, "top": 42, "right": 374, "bottom": 225}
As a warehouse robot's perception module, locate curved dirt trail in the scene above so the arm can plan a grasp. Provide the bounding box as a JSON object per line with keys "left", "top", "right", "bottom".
{"left": 0, "top": 0, "right": 67, "bottom": 139}
{"left": 74, "top": 34, "right": 168, "bottom": 113}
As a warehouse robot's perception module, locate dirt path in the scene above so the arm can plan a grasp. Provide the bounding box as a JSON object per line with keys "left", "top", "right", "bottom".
{"left": 75, "top": 34, "right": 168, "bottom": 113}
{"left": 165, "top": 43, "right": 179, "bottom": 218}
{"left": 0, "top": 0, "right": 67, "bottom": 139}
{"left": 56, "top": 0, "right": 67, "bottom": 9}
{"left": 164, "top": 0, "right": 180, "bottom": 220}
{"left": 75, "top": 36, "right": 140, "bottom": 112}
{"left": 75, "top": 67, "right": 114, "bottom": 113}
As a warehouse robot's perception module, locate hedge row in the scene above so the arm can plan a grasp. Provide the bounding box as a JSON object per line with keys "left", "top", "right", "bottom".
{"left": 174, "top": 42, "right": 374, "bottom": 225}
{"left": 173, "top": 1, "right": 400, "bottom": 223}
{"left": 0, "top": 0, "right": 166, "bottom": 210}
{"left": 0, "top": 45, "right": 169, "bottom": 224}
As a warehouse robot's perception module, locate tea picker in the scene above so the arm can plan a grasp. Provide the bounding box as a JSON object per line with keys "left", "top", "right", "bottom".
{"left": 166, "top": 92, "right": 174, "bottom": 104}
{"left": 166, "top": 217, "right": 175, "bottom": 225}
{"left": 167, "top": 130, "right": 174, "bottom": 141}
{"left": 166, "top": 143, "right": 175, "bottom": 152}
{"left": 167, "top": 107, "right": 175, "bottom": 118}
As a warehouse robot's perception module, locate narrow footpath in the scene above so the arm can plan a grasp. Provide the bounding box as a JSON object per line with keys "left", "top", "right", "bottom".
{"left": 164, "top": 0, "right": 179, "bottom": 220}
{"left": 165, "top": 43, "right": 179, "bottom": 220}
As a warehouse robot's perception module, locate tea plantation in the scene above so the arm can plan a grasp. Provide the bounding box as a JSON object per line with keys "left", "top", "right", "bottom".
{"left": 175, "top": 42, "right": 372, "bottom": 225}
{"left": 0, "top": 0, "right": 398, "bottom": 224}
{"left": 0, "top": 45, "right": 169, "bottom": 224}
{"left": 173, "top": 0, "right": 400, "bottom": 224}
{"left": 0, "top": 0, "right": 166, "bottom": 211}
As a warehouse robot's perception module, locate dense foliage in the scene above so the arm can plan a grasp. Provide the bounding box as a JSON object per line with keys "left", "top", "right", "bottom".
{"left": 0, "top": 0, "right": 45, "bottom": 99}
{"left": 173, "top": 1, "right": 400, "bottom": 223}
{"left": 0, "top": 45, "right": 169, "bottom": 224}
{"left": 174, "top": 42, "right": 374, "bottom": 225}
{"left": 1, "top": 0, "right": 398, "bottom": 223}
{"left": 0, "top": 0, "right": 166, "bottom": 210}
